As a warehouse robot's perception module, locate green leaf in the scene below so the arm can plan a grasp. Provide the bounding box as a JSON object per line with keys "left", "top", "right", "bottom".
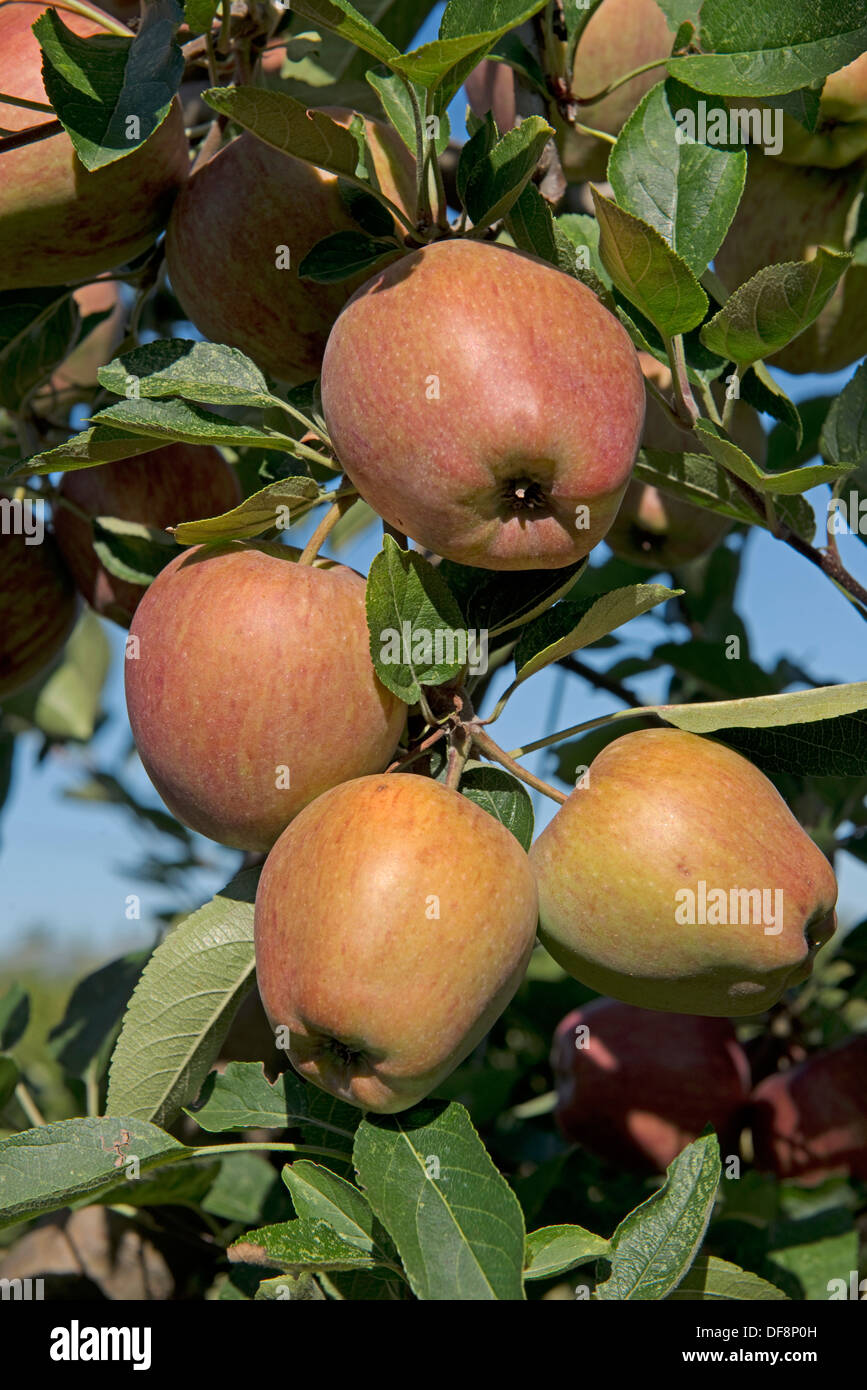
{"left": 524, "top": 1224, "right": 610, "bottom": 1281}
{"left": 671, "top": 0, "right": 867, "bottom": 98}
{"left": 454, "top": 765, "right": 534, "bottom": 850}
{"left": 366, "top": 536, "right": 469, "bottom": 703}
{"left": 514, "top": 584, "right": 680, "bottom": 685}
{"left": 667, "top": 1254, "right": 788, "bottom": 1300}
{"left": 298, "top": 230, "right": 399, "bottom": 283}
{"left": 15, "top": 427, "right": 167, "bottom": 478}
{"left": 717, "top": 711, "right": 867, "bottom": 778}
{"left": 608, "top": 81, "right": 746, "bottom": 279}
{"left": 596, "top": 1134, "right": 721, "bottom": 1300}
{"left": 48, "top": 950, "right": 150, "bottom": 1078}
{"left": 230, "top": 1218, "right": 378, "bottom": 1272}
{"left": 353, "top": 1101, "right": 526, "bottom": 1300}
{"left": 171, "top": 478, "right": 321, "bottom": 544}
{"left": 693, "top": 419, "right": 852, "bottom": 495}
{"left": 593, "top": 191, "right": 708, "bottom": 337}
{"left": 463, "top": 115, "right": 553, "bottom": 231}
{"left": 187, "top": 1062, "right": 359, "bottom": 1154}
{"left": 457, "top": 109, "right": 497, "bottom": 207}
{"left": 821, "top": 360, "right": 867, "bottom": 469}
{"left": 105, "top": 868, "right": 260, "bottom": 1127}
{"left": 283, "top": 1160, "right": 399, "bottom": 1272}
{"left": 700, "top": 250, "right": 851, "bottom": 367}
{"left": 0, "top": 1057, "right": 18, "bottom": 1112}
{"left": 97, "top": 339, "right": 276, "bottom": 410}
{"left": 647, "top": 683, "right": 867, "bottom": 736}
{"left": 34, "top": 4, "right": 183, "bottom": 171}
{"left": 202, "top": 1151, "right": 282, "bottom": 1224}
{"left": 0, "top": 1117, "right": 188, "bottom": 1230}
{"left": 0, "top": 287, "right": 77, "bottom": 412}
{"left": 634, "top": 449, "right": 816, "bottom": 541}
{"left": 91, "top": 516, "right": 177, "bottom": 586}
{"left": 394, "top": 0, "right": 549, "bottom": 105}
{"left": 288, "top": 0, "right": 402, "bottom": 69}
{"left": 92, "top": 396, "right": 293, "bottom": 452}
{"left": 438, "top": 558, "right": 585, "bottom": 638}
{"left": 0, "top": 984, "right": 30, "bottom": 1052}
{"left": 254, "top": 1272, "right": 326, "bottom": 1300}
{"left": 367, "top": 71, "right": 450, "bottom": 154}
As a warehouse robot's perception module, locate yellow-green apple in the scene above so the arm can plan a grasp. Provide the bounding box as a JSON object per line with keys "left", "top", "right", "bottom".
{"left": 0, "top": 3, "right": 189, "bottom": 291}
{"left": 164, "top": 113, "right": 415, "bottom": 385}
{"left": 54, "top": 444, "right": 242, "bottom": 627}
{"left": 33, "top": 280, "right": 126, "bottom": 416}
{"left": 125, "top": 542, "right": 406, "bottom": 850}
{"left": 529, "top": 729, "right": 838, "bottom": 1016}
{"left": 321, "top": 239, "right": 645, "bottom": 570}
{"left": 254, "top": 773, "right": 539, "bottom": 1112}
{"left": 552, "top": 999, "right": 751, "bottom": 1171}
{"left": 749, "top": 1036, "right": 867, "bottom": 1183}
{"left": 553, "top": 0, "right": 675, "bottom": 182}
{"left": 715, "top": 151, "right": 867, "bottom": 374}
{"left": 0, "top": 529, "right": 77, "bottom": 697}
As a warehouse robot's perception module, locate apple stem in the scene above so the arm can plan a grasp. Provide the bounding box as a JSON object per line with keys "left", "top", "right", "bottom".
{"left": 52, "top": 0, "right": 132, "bottom": 37}
{"left": 14, "top": 1082, "right": 46, "bottom": 1128}
{"left": 472, "top": 727, "right": 568, "bottom": 804}
{"left": 297, "top": 489, "right": 358, "bottom": 566}
{"left": 663, "top": 334, "right": 700, "bottom": 425}
{"left": 191, "top": 1141, "right": 351, "bottom": 1162}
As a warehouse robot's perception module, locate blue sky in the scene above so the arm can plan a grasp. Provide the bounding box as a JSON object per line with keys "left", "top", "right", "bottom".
{"left": 2, "top": 5, "right": 865, "bottom": 959}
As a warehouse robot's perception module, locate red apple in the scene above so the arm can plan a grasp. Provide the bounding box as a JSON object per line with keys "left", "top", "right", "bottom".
{"left": 164, "top": 112, "right": 415, "bottom": 385}
{"left": 125, "top": 542, "right": 406, "bottom": 851}
{"left": 54, "top": 444, "right": 242, "bottom": 627}
{"left": 552, "top": 999, "right": 751, "bottom": 1171}
{"left": 749, "top": 1036, "right": 867, "bottom": 1184}
{"left": 0, "top": 2, "right": 189, "bottom": 291}
{"left": 0, "top": 529, "right": 77, "bottom": 697}
{"left": 33, "top": 280, "right": 126, "bottom": 416}
{"left": 321, "top": 239, "right": 645, "bottom": 570}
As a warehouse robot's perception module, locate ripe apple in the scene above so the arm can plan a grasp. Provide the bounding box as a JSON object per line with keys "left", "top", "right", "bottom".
{"left": 553, "top": 0, "right": 675, "bottom": 182}
{"left": 715, "top": 151, "right": 867, "bottom": 374}
{"left": 33, "top": 281, "right": 126, "bottom": 416}
{"left": 125, "top": 542, "right": 406, "bottom": 851}
{"left": 321, "top": 239, "right": 645, "bottom": 570}
{"left": 54, "top": 444, "right": 242, "bottom": 627}
{"left": 552, "top": 999, "right": 751, "bottom": 1171}
{"left": 254, "top": 773, "right": 539, "bottom": 1113}
{"left": 605, "top": 479, "right": 733, "bottom": 568}
{"left": 749, "top": 1036, "right": 867, "bottom": 1184}
{"left": 0, "top": 3, "right": 189, "bottom": 291}
{"left": 529, "top": 729, "right": 838, "bottom": 1016}
{"left": 164, "top": 113, "right": 415, "bottom": 385}
{"left": 0, "top": 529, "right": 77, "bottom": 698}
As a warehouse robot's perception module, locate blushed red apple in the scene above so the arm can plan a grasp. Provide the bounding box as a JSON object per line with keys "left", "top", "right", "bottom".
{"left": 749, "top": 1036, "right": 867, "bottom": 1184}
{"left": 321, "top": 239, "right": 645, "bottom": 570}
{"left": 552, "top": 999, "right": 751, "bottom": 1171}
{"left": 0, "top": 529, "right": 77, "bottom": 697}
{"left": 125, "top": 542, "right": 406, "bottom": 851}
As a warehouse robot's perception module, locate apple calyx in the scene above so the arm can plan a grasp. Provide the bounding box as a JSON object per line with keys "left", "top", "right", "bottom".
{"left": 501, "top": 475, "right": 551, "bottom": 516}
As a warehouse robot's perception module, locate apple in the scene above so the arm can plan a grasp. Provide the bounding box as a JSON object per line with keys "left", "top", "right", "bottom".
{"left": 464, "top": 59, "right": 518, "bottom": 134}
{"left": 33, "top": 281, "right": 126, "bottom": 416}
{"left": 0, "top": 529, "right": 77, "bottom": 698}
{"left": 254, "top": 773, "right": 539, "bottom": 1113}
{"left": 54, "top": 444, "right": 243, "bottom": 627}
{"left": 552, "top": 999, "right": 751, "bottom": 1171}
{"left": 321, "top": 239, "right": 645, "bottom": 570}
{"left": 553, "top": 0, "right": 675, "bottom": 182}
{"left": 749, "top": 1036, "right": 867, "bottom": 1184}
{"left": 0, "top": 3, "right": 189, "bottom": 291}
{"left": 715, "top": 151, "right": 867, "bottom": 375}
{"left": 529, "top": 728, "right": 838, "bottom": 1016}
{"left": 164, "top": 112, "right": 416, "bottom": 385}
{"left": 605, "top": 479, "right": 733, "bottom": 568}
{"left": 125, "top": 542, "right": 406, "bottom": 851}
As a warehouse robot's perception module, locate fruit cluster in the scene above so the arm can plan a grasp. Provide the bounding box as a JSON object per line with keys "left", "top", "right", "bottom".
{"left": 0, "top": 1, "right": 861, "bottom": 1172}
